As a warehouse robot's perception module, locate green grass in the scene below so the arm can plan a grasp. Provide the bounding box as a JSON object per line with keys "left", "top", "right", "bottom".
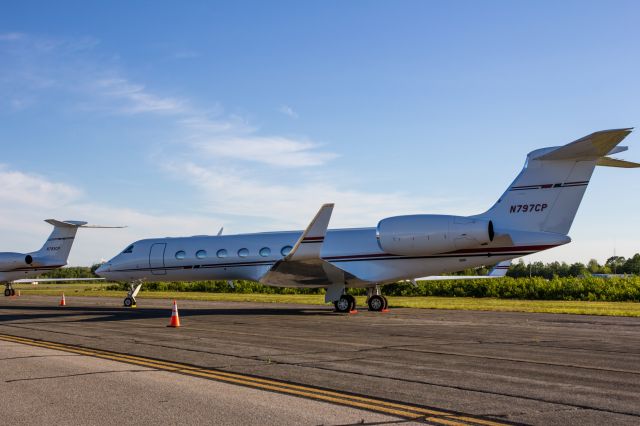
{"left": 12, "top": 282, "right": 640, "bottom": 317}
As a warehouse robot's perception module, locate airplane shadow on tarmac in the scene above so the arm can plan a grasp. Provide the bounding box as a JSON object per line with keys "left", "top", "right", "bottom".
{"left": 0, "top": 304, "right": 339, "bottom": 324}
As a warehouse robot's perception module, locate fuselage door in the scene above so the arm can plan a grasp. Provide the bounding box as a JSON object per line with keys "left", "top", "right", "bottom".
{"left": 149, "top": 243, "right": 167, "bottom": 275}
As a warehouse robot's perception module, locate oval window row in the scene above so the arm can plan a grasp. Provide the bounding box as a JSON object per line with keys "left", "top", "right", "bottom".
{"left": 174, "top": 245, "right": 293, "bottom": 260}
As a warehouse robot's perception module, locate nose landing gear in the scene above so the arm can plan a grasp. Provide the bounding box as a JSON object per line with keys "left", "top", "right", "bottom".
{"left": 123, "top": 282, "right": 143, "bottom": 307}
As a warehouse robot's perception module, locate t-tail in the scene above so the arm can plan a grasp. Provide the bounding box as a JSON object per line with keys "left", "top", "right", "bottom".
{"left": 27, "top": 220, "right": 125, "bottom": 267}
{"left": 477, "top": 128, "right": 638, "bottom": 244}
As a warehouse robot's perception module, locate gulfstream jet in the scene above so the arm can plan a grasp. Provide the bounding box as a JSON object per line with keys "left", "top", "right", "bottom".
{"left": 1, "top": 220, "right": 122, "bottom": 296}
{"left": 96, "top": 129, "right": 639, "bottom": 312}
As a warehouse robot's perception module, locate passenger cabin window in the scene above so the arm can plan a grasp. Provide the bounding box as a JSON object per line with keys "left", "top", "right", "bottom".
{"left": 175, "top": 250, "right": 186, "bottom": 260}
{"left": 122, "top": 245, "right": 134, "bottom": 254}
{"left": 259, "top": 247, "right": 271, "bottom": 257}
{"left": 216, "top": 249, "right": 228, "bottom": 258}
{"left": 238, "top": 248, "right": 249, "bottom": 258}
{"left": 196, "top": 250, "right": 207, "bottom": 259}
{"left": 281, "top": 245, "right": 292, "bottom": 256}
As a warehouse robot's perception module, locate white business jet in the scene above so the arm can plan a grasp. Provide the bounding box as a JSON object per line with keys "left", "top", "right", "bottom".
{"left": 1, "top": 220, "right": 123, "bottom": 296}
{"left": 96, "top": 129, "right": 638, "bottom": 311}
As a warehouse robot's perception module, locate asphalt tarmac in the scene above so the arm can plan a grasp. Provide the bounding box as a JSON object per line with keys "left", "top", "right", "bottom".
{"left": 1, "top": 295, "right": 639, "bottom": 425}
{"left": 0, "top": 339, "right": 410, "bottom": 426}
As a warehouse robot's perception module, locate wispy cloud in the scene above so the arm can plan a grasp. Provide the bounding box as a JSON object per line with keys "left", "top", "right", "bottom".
{"left": 1, "top": 33, "right": 336, "bottom": 168}
{"left": 0, "top": 165, "right": 81, "bottom": 207}
{"left": 0, "top": 165, "right": 225, "bottom": 265}
{"left": 279, "top": 104, "right": 298, "bottom": 118}
{"left": 93, "top": 78, "right": 187, "bottom": 114}
{"left": 0, "top": 33, "right": 469, "bottom": 265}
{"left": 163, "top": 161, "right": 465, "bottom": 230}
{"left": 0, "top": 32, "right": 24, "bottom": 41}
{"left": 193, "top": 136, "right": 337, "bottom": 167}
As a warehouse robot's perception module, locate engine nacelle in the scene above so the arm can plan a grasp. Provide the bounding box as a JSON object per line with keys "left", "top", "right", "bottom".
{"left": 376, "top": 215, "right": 494, "bottom": 256}
{"left": 0, "top": 252, "right": 31, "bottom": 270}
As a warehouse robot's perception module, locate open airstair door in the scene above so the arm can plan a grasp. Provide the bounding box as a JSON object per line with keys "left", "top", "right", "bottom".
{"left": 259, "top": 204, "right": 356, "bottom": 287}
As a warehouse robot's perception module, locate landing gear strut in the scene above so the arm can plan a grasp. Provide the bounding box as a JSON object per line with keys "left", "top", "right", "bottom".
{"left": 4, "top": 283, "right": 15, "bottom": 297}
{"left": 366, "top": 287, "right": 388, "bottom": 312}
{"left": 123, "top": 282, "right": 143, "bottom": 307}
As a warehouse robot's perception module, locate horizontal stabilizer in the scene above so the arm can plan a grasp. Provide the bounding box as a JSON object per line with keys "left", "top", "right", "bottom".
{"left": 596, "top": 157, "right": 640, "bottom": 168}
{"left": 45, "top": 219, "right": 126, "bottom": 228}
{"left": 534, "top": 128, "right": 633, "bottom": 161}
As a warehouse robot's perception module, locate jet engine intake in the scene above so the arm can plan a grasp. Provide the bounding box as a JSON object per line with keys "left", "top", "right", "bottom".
{"left": 376, "top": 215, "right": 493, "bottom": 256}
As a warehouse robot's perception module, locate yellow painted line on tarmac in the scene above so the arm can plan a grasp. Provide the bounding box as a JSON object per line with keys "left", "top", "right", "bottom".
{"left": 0, "top": 333, "right": 509, "bottom": 426}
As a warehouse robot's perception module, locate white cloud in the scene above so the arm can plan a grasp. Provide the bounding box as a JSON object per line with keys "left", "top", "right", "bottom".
{"left": 0, "top": 33, "right": 471, "bottom": 265}
{"left": 279, "top": 105, "right": 298, "bottom": 118}
{"left": 0, "top": 165, "right": 226, "bottom": 265}
{"left": 0, "top": 166, "right": 81, "bottom": 207}
{"left": 93, "top": 78, "right": 187, "bottom": 115}
{"left": 195, "top": 136, "right": 337, "bottom": 167}
{"left": 164, "top": 161, "right": 467, "bottom": 230}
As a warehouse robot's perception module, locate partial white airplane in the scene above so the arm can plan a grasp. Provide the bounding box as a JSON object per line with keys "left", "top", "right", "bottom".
{"left": 96, "top": 128, "right": 639, "bottom": 311}
{"left": 1, "top": 220, "right": 123, "bottom": 296}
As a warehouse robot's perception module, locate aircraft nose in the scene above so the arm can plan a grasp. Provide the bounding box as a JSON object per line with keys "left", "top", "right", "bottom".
{"left": 95, "top": 263, "right": 110, "bottom": 277}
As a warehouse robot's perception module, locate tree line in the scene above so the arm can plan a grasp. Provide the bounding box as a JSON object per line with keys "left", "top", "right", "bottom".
{"left": 40, "top": 254, "right": 640, "bottom": 281}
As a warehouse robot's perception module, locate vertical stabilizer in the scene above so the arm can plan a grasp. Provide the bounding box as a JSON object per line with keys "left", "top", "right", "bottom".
{"left": 478, "top": 129, "right": 635, "bottom": 235}
{"left": 30, "top": 220, "right": 88, "bottom": 266}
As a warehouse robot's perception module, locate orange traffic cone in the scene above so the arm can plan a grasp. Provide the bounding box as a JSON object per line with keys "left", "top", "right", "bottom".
{"left": 59, "top": 293, "right": 66, "bottom": 307}
{"left": 167, "top": 300, "right": 180, "bottom": 327}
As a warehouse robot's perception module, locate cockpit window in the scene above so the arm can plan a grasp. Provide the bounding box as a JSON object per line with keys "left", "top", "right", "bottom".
{"left": 122, "top": 245, "right": 134, "bottom": 254}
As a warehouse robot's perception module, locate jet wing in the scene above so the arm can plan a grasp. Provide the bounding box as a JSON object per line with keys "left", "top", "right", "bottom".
{"left": 412, "top": 260, "right": 511, "bottom": 282}
{"left": 259, "top": 204, "right": 357, "bottom": 287}
{"left": 12, "top": 277, "right": 105, "bottom": 283}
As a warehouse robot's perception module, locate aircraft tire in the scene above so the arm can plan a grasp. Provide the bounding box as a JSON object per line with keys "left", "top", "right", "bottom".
{"left": 368, "top": 295, "right": 385, "bottom": 312}
{"left": 346, "top": 294, "right": 356, "bottom": 311}
{"left": 123, "top": 297, "right": 134, "bottom": 308}
{"left": 382, "top": 296, "right": 389, "bottom": 310}
{"left": 10, "top": 289, "right": 15, "bottom": 296}
{"left": 334, "top": 295, "right": 351, "bottom": 313}
{"left": 4, "top": 289, "right": 10, "bottom": 297}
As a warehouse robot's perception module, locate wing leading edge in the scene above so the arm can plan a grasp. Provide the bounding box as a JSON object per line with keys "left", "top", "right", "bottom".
{"left": 259, "top": 204, "right": 358, "bottom": 288}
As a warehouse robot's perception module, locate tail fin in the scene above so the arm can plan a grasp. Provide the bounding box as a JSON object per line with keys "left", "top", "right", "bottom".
{"left": 479, "top": 128, "right": 637, "bottom": 235}
{"left": 28, "top": 220, "right": 125, "bottom": 266}
{"left": 29, "top": 220, "right": 88, "bottom": 266}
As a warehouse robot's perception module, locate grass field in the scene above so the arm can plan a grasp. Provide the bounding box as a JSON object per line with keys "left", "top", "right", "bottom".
{"left": 10, "top": 282, "right": 640, "bottom": 317}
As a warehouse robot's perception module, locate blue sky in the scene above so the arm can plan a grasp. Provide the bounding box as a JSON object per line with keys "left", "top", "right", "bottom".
{"left": 1, "top": 1, "right": 639, "bottom": 266}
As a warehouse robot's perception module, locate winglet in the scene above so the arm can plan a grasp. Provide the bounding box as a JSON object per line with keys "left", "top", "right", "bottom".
{"left": 285, "top": 203, "right": 334, "bottom": 261}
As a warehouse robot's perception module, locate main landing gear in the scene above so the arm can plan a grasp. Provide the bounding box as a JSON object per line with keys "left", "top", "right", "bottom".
{"left": 332, "top": 288, "right": 389, "bottom": 313}
{"left": 333, "top": 294, "right": 356, "bottom": 313}
{"left": 4, "top": 283, "right": 15, "bottom": 297}
{"left": 123, "top": 282, "right": 143, "bottom": 307}
{"left": 366, "top": 287, "right": 388, "bottom": 312}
